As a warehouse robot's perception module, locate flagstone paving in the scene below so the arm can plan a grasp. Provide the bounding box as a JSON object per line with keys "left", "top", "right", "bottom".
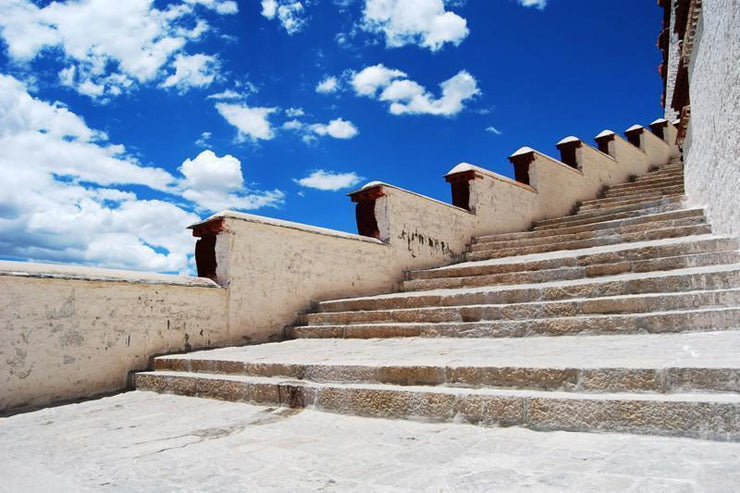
{"left": 1, "top": 391, "right": 738, "bottom": 492}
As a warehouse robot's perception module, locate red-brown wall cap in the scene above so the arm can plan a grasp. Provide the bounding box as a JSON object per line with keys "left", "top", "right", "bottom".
{"left": 192, "top": 217, "right": 225, "bottom": 238}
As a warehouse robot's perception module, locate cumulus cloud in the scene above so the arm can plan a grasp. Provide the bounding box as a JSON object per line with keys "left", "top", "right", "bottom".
{"left": 215, "top": 102, "right": 277, "bottom": 141}
{"left": 316, "top": 76, "right": 339, "bottom": 94}
{"left": 362, "top": 0, "right": 469, "bottom": 52}
{"left": 283, "top": 117, "right": 359, "bottom": 142}
{"left": 207, "top": 89, "right": 247, "bottom": 100}
{"left": 261, "top": 0, "right": 307, "bottom": 35}
{"left": 184, "top": 0, "right": 239, "bottom": 14}
{"left": 178, "top": 150, "right": 285, "bottom": 211}
{"left": 285, "top": 107, "right": 305, "bottom": 117}
{"left": 161, "top": 53, "right": 219, "bottom": 92}
{"left": 294, "top": 170, "right": 362, "bottom": 191}
{"left": 310, "top": 118, "right": 359, "bottom": 139}
{"left": 0, "top": 0, "right": 235, "bottom": 100}
{"left": 518, "top": 0, "right": 547, "bottom": 9}
{"left": 352, "top": 64, "right": 480, "bottom": 116}
{"left": 0, "top": 74, "right": 282, "bottom": 273}
{"left": 351, "top": 64, "right": 407, "bottom": 96}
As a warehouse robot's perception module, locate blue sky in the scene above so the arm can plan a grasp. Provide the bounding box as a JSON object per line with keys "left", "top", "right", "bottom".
{"left": 0, "top": 0, "right": 664, "bottom": 273}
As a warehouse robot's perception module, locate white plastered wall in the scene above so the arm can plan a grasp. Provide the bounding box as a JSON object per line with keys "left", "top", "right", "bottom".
{"left": 683, "top": 0, "right": 740, "bottom": 238}
{"left": 0, "top": 264, "right": 227, "bottom": 413}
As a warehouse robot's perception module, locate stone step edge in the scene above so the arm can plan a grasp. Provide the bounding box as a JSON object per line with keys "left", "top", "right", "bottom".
{"left": 291, "top": 307, "right": 740, "bottom": 339}
{"left": 533, "top": 198, "right": 686, "bottom": 228}
{"left": 467, "top": 225, "right": 712, "bottom": 257}
{"left": 579, "top": 195, "right": 687, "bottom": 211}
{"left": 316, "top": 265, "right": 740, "bottom": 311}
{"left": 582, "top": 190, "right": 686, "bottom": 207}
{"left": 407, "top": 249, "right": 738, "bottom": 286}
{"left": 135, "top": 372, "right": 740, "bottom": 441}
{"left": 472, "top": 214, "right": 706, "bottom": 246}
{"left": 150, "top": 360, "right": 740, "bottom": 395}
{"left": 573, "top": 194, "right": 687, "bottom": 214}
{"left": 531, "top": 206, "right": 689, "bottom": 232}
{"left": 467, "top": 218, "right": 712, "bottom": 252}
{"left": 474, "top": 209, "right": 706, "bottom": 243}
{"left": 305, "top": 288, "right": 740, "bottom": 322}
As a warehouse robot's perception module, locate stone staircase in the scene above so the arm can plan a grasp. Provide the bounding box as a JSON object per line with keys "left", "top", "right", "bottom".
{"left": 136, "top": 158, "right": 740, "bottom": 441}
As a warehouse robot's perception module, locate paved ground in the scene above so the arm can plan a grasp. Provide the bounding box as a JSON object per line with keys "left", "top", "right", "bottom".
{"left": 1, "top": 391, "right": 738, "bottom": 492}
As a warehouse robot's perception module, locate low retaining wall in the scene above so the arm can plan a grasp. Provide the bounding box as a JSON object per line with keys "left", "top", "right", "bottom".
{"left": 0, "top": 262, "right": 227, "bottom": 413}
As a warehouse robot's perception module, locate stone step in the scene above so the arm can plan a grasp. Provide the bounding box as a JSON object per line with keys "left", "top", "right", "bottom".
{"left": 590, "top": 186, "right": 685, "bottom": 202}
{"left": 579, "top": 192, "right": 685, "bottom": 211}
{"left": 404, "top": 250, "right": 738, "bottom": 291}
{"left": 290, "top": 307, "right": 740, "bottom": 340}
{"left": 533, "top": 196, "right": 686, "bottom": 228}
{"left": 467, "top": 217, "right": 708, "bottom": 252}
{"left": 532, "top": 197, "right": 686, "bottom": 230}
{"left": 303, "top": 289, "right": 740, "bottom": 326}
{"left": 475, "top": 209, "right": 706, "bottom": 243}
{"left": 604, "top": 182, "right": 685, "bottom": 197}
{"left": 420, "top": 237, "right": 735, "bottom": 281}
{"left": 466, "top": 224, "right": 712, "bottom": 261}
{"left": 314, "top": 265, "right": 740, "bottom": 313}
{"left": 135, "top": 371, "right": 740, "bottom": 440}
{"left": 149, "top": 332, "right": 740, "bottom": 394}
{"left": 634, "top": 171, "right": 684, "bottom": 182}
{"left": 608, "top": 173, "right": 684, "bottom": 190}
{"left": 607, "top": 176, "right": 685, "bottom": 190}
{"left": 597, "top": 190, "right": 685, "bottom": 205}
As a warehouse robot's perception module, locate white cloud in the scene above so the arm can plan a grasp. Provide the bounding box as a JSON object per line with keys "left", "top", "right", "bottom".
{"left": 310, "top": 118, "right": 359, "bottom": 139}
{"left": 486, "top": 125, "right": 502, "bottom": 135}
{"left": 207, "top": 89, "right": 247, "bottom": 100}
{"left": 179, "top": 150, "right": 285, "bottom": 211}
{"left": 184, "top": 0, "right": 239, "bottom": 14}
{"left": 352, "top": 65, "right": 480, "bottom": 116}
{"left": 161, "top": 53, "right": 219, "bottom": 92}
{"left": 285, "top": 107, "right": 305, "bottom": 117}
{"left": 261, "top": 0, "right": 307, "bottom": 35}
{"left": 282, "top": 119, "right": 304, "bottom": 130}
{"left": 196, "top": 131, "right": 212, "bottom": 147}
{"left": 362, "top": 0, "right": 469, "bottom": 52}
{"left": 0, "top": 74, "right": 282, "bottom": 273}
{"left": 518, "top": 0, "right": 547, "bottom": 9}
{"left": 294, "top": 170, "right": 362, "bottom": 191}
{"left": 215, "top": 102, "right": 277, "bottom": 141}
{"left": 0, "top": 0, "right": 235, "bottom": 100}
{"left": 283, "top": 117, "right": 359, "bottom": 141}
{"left": 351, "top": 64, "right": 407, "bottom": 96}
{"left": 316, "top": 76, "right": 339, "bottom": 94}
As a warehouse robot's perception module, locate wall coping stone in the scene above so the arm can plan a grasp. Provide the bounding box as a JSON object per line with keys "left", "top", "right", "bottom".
{"left": 348, "top": 182, "right": 475, "bottom": 216}
{"left": 0, "top": 260, "right": 219, "bottom": 287}
{"left": 445, "top": 162, "right": 537, "bottom": 193}
{"left": 190, "top": 210, "right": 387, "bottom": 246}
{"left": 595, "top": 129, "right": 616, "bottom": 139}
{"left": 556, "top": 136, "right": 580, "bottom": 145}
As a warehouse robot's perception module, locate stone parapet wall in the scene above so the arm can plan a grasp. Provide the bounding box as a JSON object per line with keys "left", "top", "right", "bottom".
{"left": 0, "top": 262, "right": 227, "bottom": 413}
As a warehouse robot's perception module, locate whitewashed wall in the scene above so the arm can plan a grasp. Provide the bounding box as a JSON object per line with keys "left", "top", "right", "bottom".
{"left": 0, "top": 263, "right": 227, "bottom": 413}
{"left": 684, "top": 0, "right": 740, "bottom": 237}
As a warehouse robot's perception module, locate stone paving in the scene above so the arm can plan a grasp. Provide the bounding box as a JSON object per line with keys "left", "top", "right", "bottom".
{"left": 1, "top": 391, "right": 738, "bottom": 492}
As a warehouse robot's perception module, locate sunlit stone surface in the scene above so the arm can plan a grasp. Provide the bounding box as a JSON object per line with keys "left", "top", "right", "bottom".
{"left": 1, "top": 391, "right": 738, "bottom": 492}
